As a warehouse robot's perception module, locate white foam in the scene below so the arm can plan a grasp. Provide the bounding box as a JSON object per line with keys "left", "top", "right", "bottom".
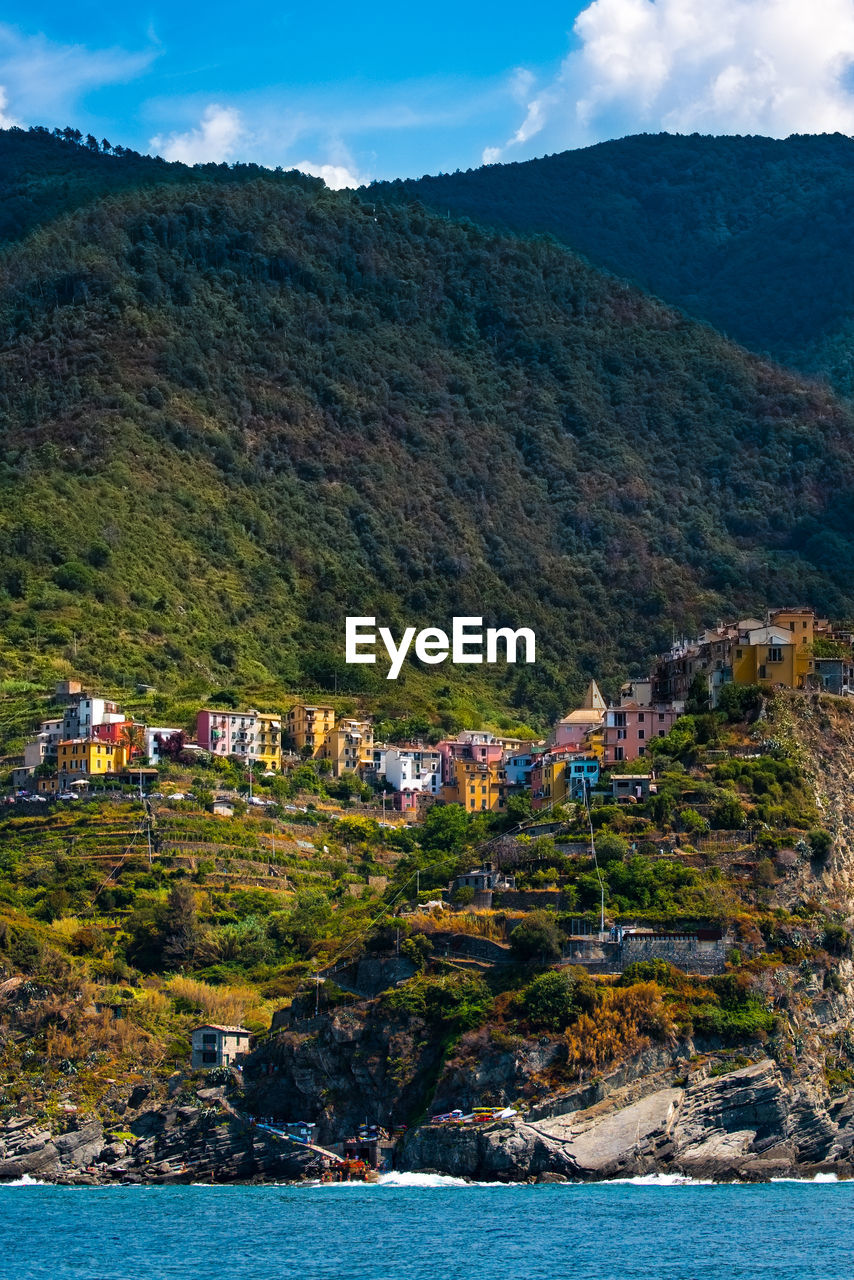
{"left": 771, "top": 1172, "right": 844, "bottom": 1184}
{"left": 0, "top": 1174, "right": 46, "bottom": 1187}
{"left": 605, "top": 1173, "right": 715, "bottom": 1186}
{"left": 378, "top": 1172, "right": 472, "bottom": 1188}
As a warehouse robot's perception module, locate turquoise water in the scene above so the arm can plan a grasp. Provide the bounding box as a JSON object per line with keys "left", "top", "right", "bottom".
{"left": 2, "top": 1174, "right": 853, "bottom": 1279}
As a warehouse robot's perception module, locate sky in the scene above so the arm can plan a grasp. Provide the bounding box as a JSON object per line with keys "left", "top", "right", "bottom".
{"left": 3, "top": 0, "right": 854, "bottom": 186}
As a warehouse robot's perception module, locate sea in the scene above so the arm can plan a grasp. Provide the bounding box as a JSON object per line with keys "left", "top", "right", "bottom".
{"left": 1, "top": 1173, "right": 852, "bottom": 1279}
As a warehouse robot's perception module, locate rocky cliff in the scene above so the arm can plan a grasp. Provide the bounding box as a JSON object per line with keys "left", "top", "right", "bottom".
{"left": 0, "top": 1084, "right": 321, "bottom": 1184}
{"left": 401, "top": 1058, "right": 854, "bottom": 1182}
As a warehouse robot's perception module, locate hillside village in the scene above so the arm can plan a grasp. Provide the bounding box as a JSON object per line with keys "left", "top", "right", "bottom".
{"left": 9, "top": 606, "right": 852, "bottom": 821}
{"left": 4, "top": 602, "right": 854, "bottom": 1184}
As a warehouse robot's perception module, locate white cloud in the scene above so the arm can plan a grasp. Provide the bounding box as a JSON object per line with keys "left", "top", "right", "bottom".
{"left": 151, "top": 104, "right": 245, "bottom": 164}
{"left": 0, "top": 86, "right": 20, "bottom": 128}
{"left": 485, "top": 0, "right": 854, "bottom": 161}
{"left": 292, "top": 139, "right": 369, "bottom": 188}
{"left": 0, "top": 24, "right": 153, "bottom": 125}
{"left": 292, "top": 160, "right": 365, "bottom": 189}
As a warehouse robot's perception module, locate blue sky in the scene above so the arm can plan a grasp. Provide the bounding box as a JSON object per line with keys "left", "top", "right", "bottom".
{"left": 2, "top": 1, "right": 854, "bottom": 186}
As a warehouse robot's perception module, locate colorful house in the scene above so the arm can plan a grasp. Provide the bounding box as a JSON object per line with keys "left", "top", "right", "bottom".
{"left": 604, "top": 702, "right": 679, "bottom": 764}
{"left": 255, "top": 712, "right": 283, "bottom": 772}
{"left": 57, "top": 739, "right": 126, "bottom": 780}
{"left": 443, "top": 757, "right": 507, "bottom": 813}
{"left": 285, "top": 702, "right": 335, "bottom": 757}
{"left": 550, "top": 680, "right": 607, "bottom": 751}
{"left": 322, "top": 717, "right": 374, "bottom": 777}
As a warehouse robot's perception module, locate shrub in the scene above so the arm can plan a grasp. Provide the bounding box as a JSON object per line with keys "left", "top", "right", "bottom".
{"left": 809, "top": 829, "right": 833, "bottom": 860}
{"left": 520, "top": 967, "right": 597, "bottom": 1032}
{"left": 823, "top": 923, "right": 852, "bottom": 957}
{"left": 509, "top": 910, "right": 563, "bottom": 962}
{"left": 595, "top": 832, "right": 628, "bottom": 867}
{"left": 383, "top": 972, "right": 492, "bottom": 1030}
{"left": 679, "top": 807, "right": 710, "bottom": 836}
{"left": 452, "top": 885, "right": 475, "bottom": 906}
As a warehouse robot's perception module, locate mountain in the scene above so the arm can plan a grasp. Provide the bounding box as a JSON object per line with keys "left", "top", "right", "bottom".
{"left": 1, "top": 128, "right": 854, "bottom": 727}
{"left": 371, "top": 132, "right": 854, "bottom": 396}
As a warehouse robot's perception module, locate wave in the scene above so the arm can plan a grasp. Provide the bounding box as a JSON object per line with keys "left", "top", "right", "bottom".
{"left": 771, "top": 1173, "right": 844, "bottom": 1184}
{"left": 605, "top": 1173, "right": 716, "bottom": 1186}
{"left": 378, "top": 1172, "right": 475, "bottom": 1188}
{"left": 0, "top": 1174, "right": 47, "bottom": 1187}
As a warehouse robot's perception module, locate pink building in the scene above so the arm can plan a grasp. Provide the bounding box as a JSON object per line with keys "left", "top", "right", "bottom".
{"left": 437, "top": 738, "right": 505, "bottom": 785}
{"left": 550, "top": 679, "right": 607, "bottom": 751}
{"left": 603, "top": 702, "right": 678, "bottom": 764}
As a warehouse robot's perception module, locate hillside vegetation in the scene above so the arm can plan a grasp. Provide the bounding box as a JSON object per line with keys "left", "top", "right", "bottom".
{"left": 374, "top": 132, "right": 854, "bottom": 396}
{"left": 2, "top": 693, "right": 853, "bottom": 1138}
{"left": 2, "top": 132, "right": 854, "bottom": 725}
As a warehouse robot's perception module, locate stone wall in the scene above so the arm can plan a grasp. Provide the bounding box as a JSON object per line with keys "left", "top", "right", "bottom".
{"left": 429, "top": 932, "right": 512, "bottom": 964}
{"left": 620, "top": 934, "right": 727, "bottom": 975}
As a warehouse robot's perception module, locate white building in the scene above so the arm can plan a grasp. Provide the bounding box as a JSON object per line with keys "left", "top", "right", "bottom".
{"left": 191, "top": 1024, "right": 251, "bottom": 1069}
{"left": 384, "top": 747, "right": 441, "bottom": 796}
{"left": 145, "top": 727, "right": 181, "bottom": 764}
{"left": 62, "top": 696, "right": 123, "bottom": 740}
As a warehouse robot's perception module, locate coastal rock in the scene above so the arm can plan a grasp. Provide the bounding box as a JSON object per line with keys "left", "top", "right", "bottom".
{"left": 0, "top": 1117, "right": 104, "bottom": 1181}
{"left": 400, "top": 1060, "right": 848, "bottom": 1182}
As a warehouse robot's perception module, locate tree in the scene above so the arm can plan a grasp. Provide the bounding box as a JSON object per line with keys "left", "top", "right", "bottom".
{"left": 505, "top": 793, "right": 533, "bottom": 824}
{"left": 155, "top": 730, "right": 187, "bottom": 762}
{"left": 420, "top": 803, "right": 471, "bottom": 852}
{"left": 713, "top": 796, "right": 744, "bottom": 829}
{"left": 594, "top": 832, "right": 628, "bottom": 867}
{"left": 452, "top": 884, "right": 475, "bottom": 906}
{"left": 509, "top": 910, "right": 563, "bottom": 962}
{"left": 521, "top": 968, "right": 595, "bottom": 1031}
{"left": 121, "top": 723, "right": 146, "bottom": 760}
{"left": 162, "top": 883, "right": 200, "bottom": 969}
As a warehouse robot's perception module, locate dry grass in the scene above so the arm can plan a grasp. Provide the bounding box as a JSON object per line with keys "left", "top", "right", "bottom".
{"left": 408, "top": 908, "right": 525, "bottom": 941}
{"left": 563, "top": 982, "right": 674, "bottom": 1073}
{"left": 167, "top": 974, "right": 257, "bottom": 1025}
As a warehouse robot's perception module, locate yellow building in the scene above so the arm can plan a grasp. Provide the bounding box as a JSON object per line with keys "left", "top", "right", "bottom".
{"left": 57, "top": 739, "right": 126, "bottom": 779}
{"left": 285, "top": 702, "right": 335, "bottom": 757}
{"left": 540, "top": 757, "right": 568, "bottom": 806}
{"left": 321, "top": 718, "right": 374, "bottom": 777}
{"left": 255, "top": 712, "right": 283, "bottom": 772}
{"left": 443, "top": 758, "right": 507, "bottom": 813}
{"left": 731, "top": 624, "right": 814, "bottom": 690}
{"left": 769, "top": 608, "right": 816, "bottom": 648}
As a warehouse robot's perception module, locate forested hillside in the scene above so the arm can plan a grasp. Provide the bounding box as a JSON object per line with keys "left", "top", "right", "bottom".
{"left": 2, "top": 129, "right": 854, "bottom": 724}
{"left": 372, "top": 133, "right": 854, "bottom": 396}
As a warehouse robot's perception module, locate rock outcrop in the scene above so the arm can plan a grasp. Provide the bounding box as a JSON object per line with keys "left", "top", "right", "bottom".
{"left": 401, "top": 1059, "right": 854, "bottom": 1182}
{"left": 0, "top": 1116, "right": 105, "bottom": 1181}
{"left": 0, "top": 1090, "right": 321, "bottom": 1185}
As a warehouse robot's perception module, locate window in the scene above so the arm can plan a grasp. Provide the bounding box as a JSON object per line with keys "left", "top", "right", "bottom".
{"left": 614, "top": 747, "right": 624, "bottom": 761}
{"left": 202, "top": 1051, "right": 217, "bottom": 1064}
{"left": 638, "top": 730, "right": 645, "bottom": 740}
{"left": 658, "top": 730, "right": 665, "bottom": 737}
{"left": 768, "top": 647, "right": 783, "bottom": 664}
{"left": 613, "top": 712, "right": 626, "bottom": 727}
{"left": 638, "top": 747, "right": 645, "bottom": 757}
{"left": 658, "top": 712, "right": 665, "bottom": 722}
{"left": 617, "top": 729, "right": 626, "bottom": 740}
{"left": 638, "top": 713, "right": 645, "bottom": 723}
{"left": 736, "top": 648, "right": 743, "bottom": 659}
{"left": 202, "top": 1033, "right": 216, "bottom": 1045}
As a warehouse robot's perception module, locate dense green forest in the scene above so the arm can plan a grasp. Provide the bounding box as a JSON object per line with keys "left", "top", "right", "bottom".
{"left": 2, "top": 128, "right": 854, "bottom": 726}
{"left": 372, "top": 132, "right": 854, "bottom": 397}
